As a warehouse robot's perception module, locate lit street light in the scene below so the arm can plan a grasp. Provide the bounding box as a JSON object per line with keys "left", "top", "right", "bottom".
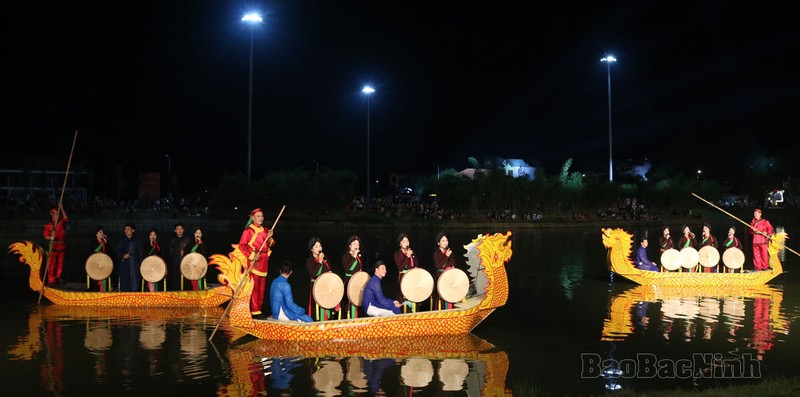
{"left": 601, "top": 55, "right": 617, "bottom": 183}
{"left": 242, "top": 12, "right": 263, "bottom": 183}
{"left": 362, "top": 85, "right": 375, "bottom": 200}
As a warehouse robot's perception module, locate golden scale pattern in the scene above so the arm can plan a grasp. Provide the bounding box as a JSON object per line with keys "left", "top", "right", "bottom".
{"left": 601, "top": 228, "right": 788, "bottom": 287}
{"left": 216, "top": 231, "right": 513, "bottom": 340}
{"left": 9, "top": 241, "right": 233, "bottom": 307}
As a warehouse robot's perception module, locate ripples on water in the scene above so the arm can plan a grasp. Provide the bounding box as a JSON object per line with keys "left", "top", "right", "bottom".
{"left": 6, "top": 304, "right": 508, "bottom": 395}
{"left": 4, "top": 226, "right": 800, "bottom": 394}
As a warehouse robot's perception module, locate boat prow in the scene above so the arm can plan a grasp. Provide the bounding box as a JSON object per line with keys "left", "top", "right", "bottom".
{"left": 601, "top": 228, "right": 787, "bottom": 287}
{"left": 221, "top": 231, "right": 513, "bottom": 340}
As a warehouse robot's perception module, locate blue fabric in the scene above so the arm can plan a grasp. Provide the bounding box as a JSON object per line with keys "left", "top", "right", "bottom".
{"left": 635, "top": 246, "right": 658, "bottom": 271}
{"left": 362, "top": 275, "right": 401, "bottom": 314}
{"left": 270, "top": 276, "right": 313, "bottom": 322}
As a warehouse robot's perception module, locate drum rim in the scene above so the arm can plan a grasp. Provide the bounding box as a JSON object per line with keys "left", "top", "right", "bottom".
{"left": 400, "top": 268, "right": 434, "bottom": 302}
{"left": 346, "top": 271, "right": 370, "bottom": 306}
{"left": 313, "top": 272, "right": 345, "bottom": 309}
{"left": 697, "top": 246, "right": 721, "bottom": 268}
{"left": 180, "top": 252, "right": 208, "bottom": 280}
{"left": 722, "top": 247, "right": 745, "bottom": 269}
{"left": 85, "top": 252, "right": 114, "bottom": 280}
{"left": 679, "top": 247, "right": 700, "bottom": 269}
{"left": 660, "top": 248, "right": 682, "bottom": 271}
{"left": 436, "top": 268, "right": 469, "bottom": 303}
{"left": 140, "top": 255, "right": 167, "bottom": 283}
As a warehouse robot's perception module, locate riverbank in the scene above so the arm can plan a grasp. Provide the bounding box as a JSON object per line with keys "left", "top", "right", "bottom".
{"left": 2, "top": 206, "right": 794, "bottom": 234}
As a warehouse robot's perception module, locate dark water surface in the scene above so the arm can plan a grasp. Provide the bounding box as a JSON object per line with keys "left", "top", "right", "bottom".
{"left": 2, "top": 223, "right": 799, "bottom": 395}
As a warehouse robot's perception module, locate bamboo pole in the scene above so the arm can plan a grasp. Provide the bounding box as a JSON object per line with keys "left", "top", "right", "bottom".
{"left": 692, "top": 193, "right": 799, "bottom": 257}
{"left": 40, "top": 131, "right": 78, "bottom": 304}
{"left": 209, "top": 205, "right": 286, "bottom": 340}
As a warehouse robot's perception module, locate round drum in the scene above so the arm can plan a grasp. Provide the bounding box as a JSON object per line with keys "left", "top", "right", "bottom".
{"left": 660, "top": 249, "right": 682, "bottom": 271}
{"left": 698, "top": 246, "right": 720, "bottom": 268}
{"left": 346, "top": 271, "right": 370, "bottom": 306}
{"left": 722, "top": 247, "right": 745, "bottom": 270}
{"left": 140, "top": 256, "right": 167, "bottom": 283}
{"left": 400, "top": 268, "right": 434, "bottom": 303}
{"left": 437, "top": 268, "right": 470, "bottom": 303}
{"left": 85, "top": 252, "right": 114, "bottom": 280}
{"left": 680, "top": 247, "right": 699, "bottom": 269}
{"left": 180, "top": 252, "right": 208, "bottom": 280}
{"left": 313, "top": 272, "right": 344, "bottom": 309}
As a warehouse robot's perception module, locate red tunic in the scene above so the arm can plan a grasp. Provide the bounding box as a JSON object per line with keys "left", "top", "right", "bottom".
{"left": 238, "top": 224, "right": 272, "bottom": 314}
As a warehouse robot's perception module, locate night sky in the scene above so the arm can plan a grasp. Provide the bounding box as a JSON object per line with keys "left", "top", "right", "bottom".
{"left": 3, "top": 1, "right": 798, "bottom": 188}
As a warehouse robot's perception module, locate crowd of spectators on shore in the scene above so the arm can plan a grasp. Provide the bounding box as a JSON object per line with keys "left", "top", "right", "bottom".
{"left": 0, "top": 193, "right": 209, "bottom": 218}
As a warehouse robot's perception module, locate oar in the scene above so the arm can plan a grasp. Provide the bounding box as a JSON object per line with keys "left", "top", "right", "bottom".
{"left": 691, "top": 193, "right": 800, "bottom": 257}
{"left": 209, "top": 205, "right": 286, "bottom": 341}
{"left": 40, "top": 130, "right": 78, "bottom": 304}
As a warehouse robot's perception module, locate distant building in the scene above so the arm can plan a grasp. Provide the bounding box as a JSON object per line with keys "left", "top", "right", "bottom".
{"left": 457, "top": 158, "right": 535, "bottom": 181}
{"left": 500, "top": 158, "right": 535, "bottom": 181}
{"left": 0, "top": 168, "right": 88, "bottom": 202}
{"left": 618, "top": 159, "right": 651, "bottom": 181}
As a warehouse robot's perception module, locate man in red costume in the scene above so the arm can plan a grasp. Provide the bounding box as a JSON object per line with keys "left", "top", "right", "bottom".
{"left": 749, "top": 208, "right": 774, "bottom": 271}
{"left": 43, "top": 206, "right": 68, "bottom": 286}
{"left": 238, "top": 208, "right": 274, "bottom": 317}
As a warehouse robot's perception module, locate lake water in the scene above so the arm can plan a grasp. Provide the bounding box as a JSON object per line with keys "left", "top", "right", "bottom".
{"left": 2, "top": 223, "right": 799, "bottom": 395}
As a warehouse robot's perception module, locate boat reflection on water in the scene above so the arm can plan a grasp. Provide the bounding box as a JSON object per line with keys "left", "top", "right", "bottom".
{"left": 7, "top": 305, "right": 225, "bottom": 394}
{"left": 602, "top": 284, "right": 792, "bottom": 360}
{"left": 221, "top": 333, "right": 511, "bottom": 396}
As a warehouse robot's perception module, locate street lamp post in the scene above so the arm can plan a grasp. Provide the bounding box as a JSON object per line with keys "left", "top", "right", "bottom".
{"left": 242, "top": 13, "right": 262, "bottom": 183}
{"left": 312, "top": 159, "right": 319, "bottom": 174}
{"left": 601, "top": 55, "right": 617, "bottom": 183}
{"left": 434, "top": 163, "right": 440, "bottom": 180}
{"left": 362, "top": 85, "right": 375, "bottom": 200}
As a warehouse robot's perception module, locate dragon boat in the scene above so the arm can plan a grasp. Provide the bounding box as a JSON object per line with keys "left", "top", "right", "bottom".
{"left": 220, "top": 333, "right": 512, "bottom": 396}
{"left": 9, "top": 241, "right": 233, "bottom": 307}
{"left": 601, "top": 228, "right": 788, "bottom": 287}
{"left": 211, "top": 231, "right": 512, "bottom": 341}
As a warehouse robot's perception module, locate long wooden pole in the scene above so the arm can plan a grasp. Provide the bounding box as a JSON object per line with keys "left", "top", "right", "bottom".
{"left": 209, "top": 205, "right": 286, "bottom": 340}
{"left": 692, "top": 193, "right": 800, "bottom": 257}
{"left": 40, "top": 131, "right": 78, "bottom": 303}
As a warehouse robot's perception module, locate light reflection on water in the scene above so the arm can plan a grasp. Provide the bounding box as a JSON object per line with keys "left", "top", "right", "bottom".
{"left": 7, "top": 304, "right": 509, "bottom": 395}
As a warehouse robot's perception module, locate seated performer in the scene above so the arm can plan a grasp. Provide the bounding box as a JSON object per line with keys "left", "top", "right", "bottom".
{"left": 362, "top": 261, "right": 402, "bottom": 317}
{"left": 635, "top": 237, "right": 659, "bottom": 271}
{"left": 270, "top": 261, "right": 313, "bottom": 322}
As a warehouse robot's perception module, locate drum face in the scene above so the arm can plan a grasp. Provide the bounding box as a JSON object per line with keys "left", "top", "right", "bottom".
{"left": 437, "top": 268, "right": 469, "bottom": 303}
{"left": 86, "top": 252, "right": 114, "bottom": 280}
{"left": 141, "top": 256, "right": 167, "bottom": 283}
{"left": 181, "top": 252, "right": 208, "bottom": 280}
{"left": 400, "top": 268, "right": 434, "bottom": 302}
{"left": 346, "top": 271, "right": 370, "bottom": 306}
{"left": 660, "top": 249, "right": 682, "bottom": 271}
{"left": 313, "top": 272, "right": 344, "bottom": 309}
{"left": 698, "top": 246, "right": 720, "bottom": 268}
{"left": 722, "top": 247, "right": 745, "bottom": 269}
{"left": 680, "top": 247, "right": 699, "bottom": 269}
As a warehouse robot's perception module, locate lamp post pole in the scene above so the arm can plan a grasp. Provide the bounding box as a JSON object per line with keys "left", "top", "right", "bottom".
{"left": 362, "top": 86, "right": 375, "bottom": 200}
{"left": 601, "top": 55, "right": 616, "bottom": 183}
{"left": 242, "top": 13, "right": 263, "bottom": 183}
